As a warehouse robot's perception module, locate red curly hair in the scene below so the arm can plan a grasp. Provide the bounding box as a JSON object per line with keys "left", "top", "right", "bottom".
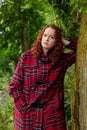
{"left": 32, "top": 24, "right": 63, "bottom": 64}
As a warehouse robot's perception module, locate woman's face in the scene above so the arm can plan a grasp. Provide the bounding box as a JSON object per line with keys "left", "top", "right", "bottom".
{"left": 41, "top": 27, "right": 56, "bottom": 54}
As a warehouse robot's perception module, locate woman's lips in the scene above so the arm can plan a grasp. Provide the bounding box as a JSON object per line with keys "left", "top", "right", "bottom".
{"left": 44, "top": 42, "right": 48, "bottom": 45}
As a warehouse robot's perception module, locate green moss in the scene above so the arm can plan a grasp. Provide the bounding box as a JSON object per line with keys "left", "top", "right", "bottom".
{"left": 71, "top": 12, "right": 87, "bottom": 130}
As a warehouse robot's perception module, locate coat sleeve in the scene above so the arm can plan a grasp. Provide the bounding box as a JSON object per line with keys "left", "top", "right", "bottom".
{"left": 8, "top": 53, "right": 30, "bottom": 114}
{"left": 62, "top": 39, "right": 78, "bottom": 68}
{"left": 65, "top": 39, "right": 77, "bottom": 51}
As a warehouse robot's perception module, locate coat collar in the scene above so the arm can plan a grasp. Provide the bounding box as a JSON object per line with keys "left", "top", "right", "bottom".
{"left": 39, "top": 54, "right": 51, "bottom": 64}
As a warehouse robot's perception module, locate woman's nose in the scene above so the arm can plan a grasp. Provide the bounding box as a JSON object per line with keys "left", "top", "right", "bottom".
{"left": 45, "top": 36, "right": 49, "bottom": 41}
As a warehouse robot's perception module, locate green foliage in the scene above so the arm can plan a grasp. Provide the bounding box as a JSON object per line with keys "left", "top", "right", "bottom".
{"left": 64, "top": 65, "right": 75, "bottom": 127}
{"left": 0, "top": 70, "right": 14, "bottom": 130}
{"left": 48, "top": 0, "right": 81, "bottom": 39}
{"left": 0, "top": 49, "right": 15, "bottom": 73}
{"left": 0, "top": 96, "right": 14, "bottom": 130}
{"left": 0, "top": 0, "right": 56, "bottom": 62}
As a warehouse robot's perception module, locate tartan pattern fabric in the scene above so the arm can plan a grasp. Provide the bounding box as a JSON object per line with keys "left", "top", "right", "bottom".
{"left": 8, "top": 40, "right": 77, "bottom": 130}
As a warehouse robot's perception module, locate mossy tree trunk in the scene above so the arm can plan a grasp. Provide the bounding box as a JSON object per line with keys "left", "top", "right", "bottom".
{"left": 71, "top": 11, "right": 87, "bottom": 130}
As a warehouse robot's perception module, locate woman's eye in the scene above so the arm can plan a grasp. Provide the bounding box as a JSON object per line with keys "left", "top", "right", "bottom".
{"left": 44, "top": 34, "right": 47, "bottom": 37}
{"left": 50, "top": 36, "right": 55, "bottom": 39}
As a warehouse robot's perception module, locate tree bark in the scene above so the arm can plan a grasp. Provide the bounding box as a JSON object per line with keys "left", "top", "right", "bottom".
{"left": 71, "top": 11, "right": 87, "bottom": 130}
{"left": 17, "top": 0, "right": 29, "bottom": 51}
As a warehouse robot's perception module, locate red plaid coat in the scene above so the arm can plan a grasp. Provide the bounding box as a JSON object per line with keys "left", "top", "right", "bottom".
{"left": 8, "top": 40, "right": 77, "bottom": 130}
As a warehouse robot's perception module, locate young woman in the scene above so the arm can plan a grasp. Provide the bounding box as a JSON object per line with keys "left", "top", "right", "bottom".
{"left": 8, "top": 24, "right": 77, "bottom": 130}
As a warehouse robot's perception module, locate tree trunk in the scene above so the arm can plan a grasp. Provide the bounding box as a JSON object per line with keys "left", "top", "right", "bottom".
{"left": 17, "top": 0, "right": 29, "bottom": 51}
{"left": 71, "top": 11, "right": 87, "bottom": 130}
{"left": 20, "top": 25, "right": 29, "bottom": 51}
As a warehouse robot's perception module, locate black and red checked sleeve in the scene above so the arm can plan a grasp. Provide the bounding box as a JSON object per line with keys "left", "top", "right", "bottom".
{"left": 62, "top": 39, "right": 78, "bottom": 68}
{"left": 8, "top": 53, "right": 30, "bottom": 114}
{"left": 65, "top": 39, "right": 77, "bottom": 51}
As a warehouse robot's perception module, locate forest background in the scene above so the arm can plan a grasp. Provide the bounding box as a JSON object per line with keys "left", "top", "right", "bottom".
{"left": 0, "top": 0, "right": 86, "bottom": 130}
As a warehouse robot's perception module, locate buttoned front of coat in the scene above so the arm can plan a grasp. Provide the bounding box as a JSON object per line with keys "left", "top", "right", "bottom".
{"left": 8, "top": 40, "right": 77, "bottom": 130}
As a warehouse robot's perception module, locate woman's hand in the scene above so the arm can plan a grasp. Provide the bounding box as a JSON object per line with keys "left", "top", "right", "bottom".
{"left": 62, "top": 37, "right": 70, "bottom": 46}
